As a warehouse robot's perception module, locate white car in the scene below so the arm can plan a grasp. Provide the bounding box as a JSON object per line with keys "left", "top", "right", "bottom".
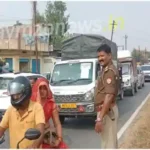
{"left": 141, "top": 64, "right": 150, "bottom": 82}
{"left": 0, "top": 72, "right": 45, "bottom": 115}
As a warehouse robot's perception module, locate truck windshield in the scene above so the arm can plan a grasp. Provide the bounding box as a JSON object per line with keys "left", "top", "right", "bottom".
{"left": 50, "top": 62, "right": 93, "bottom": 86}
{"left": 122, "top": 63, "right": 130, "bottom": 75}
{"left": 141, "top": 65, "right": 150, "bottom": 71}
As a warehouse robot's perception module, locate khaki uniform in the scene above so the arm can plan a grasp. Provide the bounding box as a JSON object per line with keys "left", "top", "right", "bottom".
{"left": 94, "top": 61, "right": 119, "bottom": 149}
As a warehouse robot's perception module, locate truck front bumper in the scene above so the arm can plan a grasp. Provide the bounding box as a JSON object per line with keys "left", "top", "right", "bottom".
{"left": 57, "top": 102, "right": 96, "bottom": 118}
{"left": 59, "top": 112, "right": 96, "bottom": 118}
{"left": 123, "top": 85, "right": 132, "bottom": 92}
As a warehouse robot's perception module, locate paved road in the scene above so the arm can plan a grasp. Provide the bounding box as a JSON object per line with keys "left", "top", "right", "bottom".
{"left": 1, "top": 83, "right": 150, "bottom": 148}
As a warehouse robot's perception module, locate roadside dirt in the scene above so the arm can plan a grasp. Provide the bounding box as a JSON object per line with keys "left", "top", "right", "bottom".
{"left": 119, "top": 96, "right": 150, "bottom": 148}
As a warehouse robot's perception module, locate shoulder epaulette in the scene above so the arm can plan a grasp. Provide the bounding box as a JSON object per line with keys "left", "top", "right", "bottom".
{"left": 104, "top": 66, "right": 109, "bottom": 72}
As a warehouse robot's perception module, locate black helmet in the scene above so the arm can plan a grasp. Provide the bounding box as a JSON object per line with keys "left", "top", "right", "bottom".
{"left": 8, "top": 76, "right": 32, "bottom": 108}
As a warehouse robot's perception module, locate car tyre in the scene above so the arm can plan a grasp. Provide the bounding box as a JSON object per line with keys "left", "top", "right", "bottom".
{"left": 135, "top": 83, "right": 138, "bottom": 93}
{"left": 60, "top": 116, "right": 65, "bottom": 124}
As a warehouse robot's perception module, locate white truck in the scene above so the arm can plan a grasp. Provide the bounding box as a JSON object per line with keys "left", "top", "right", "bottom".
{"left": 49, "top": 34, "right": 123, "bottom": 123}
{"left": 118, "top": 50, "right": 138, "bottom": 96}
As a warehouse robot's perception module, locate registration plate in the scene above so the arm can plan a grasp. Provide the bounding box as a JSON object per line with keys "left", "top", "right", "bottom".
{"left": 60, "top": 103, "right": 77, "bottom": 109}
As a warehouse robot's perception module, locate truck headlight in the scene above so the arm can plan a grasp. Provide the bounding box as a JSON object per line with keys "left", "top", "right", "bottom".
{"left": 84, "top": 88, "right": 94, "bottom": 101}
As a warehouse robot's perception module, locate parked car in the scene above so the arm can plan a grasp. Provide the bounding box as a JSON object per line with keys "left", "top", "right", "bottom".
{"left": 0, "top": 72, "right": 45, "bottom": 116}
{"left": 137, "top": 66, "right": 145, "bottom": 88}
{"left": 141, "top": 64, "right": 150, "bottom": 82}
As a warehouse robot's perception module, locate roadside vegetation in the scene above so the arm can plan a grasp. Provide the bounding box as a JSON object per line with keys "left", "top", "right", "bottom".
{"left": 119, "top": 97, "right": 150, "bottom": 148}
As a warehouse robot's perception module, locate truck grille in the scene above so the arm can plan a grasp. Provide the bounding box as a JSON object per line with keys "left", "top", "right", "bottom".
{"left": 59, "top": 108, "right": 78, "bottom": 112}
{"left": 53, "top": 94, "right": 85, "bottom": 103}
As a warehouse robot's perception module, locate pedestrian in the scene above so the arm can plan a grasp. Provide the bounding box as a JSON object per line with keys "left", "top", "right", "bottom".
{"left": 0, "top": 76, "right": 45, "bottom": 148}
{"left": 94, "top": 44, "right": 119, "bottom": 149}
{"left": 31, "top": 77, "right": 68, "bottom": 149}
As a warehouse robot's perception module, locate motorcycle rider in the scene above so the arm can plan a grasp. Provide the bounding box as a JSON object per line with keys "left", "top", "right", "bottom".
{"left": 0, "top": 76, "right": 45, "bottom": 148}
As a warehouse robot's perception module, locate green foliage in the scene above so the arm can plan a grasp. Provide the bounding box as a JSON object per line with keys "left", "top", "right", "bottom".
{"left": 132, "top": 49, "right": 149, "bottom": 64}
{"left": 36, "top": 1, "right": 70, "bottom": 49}
{"left": 36, "top": 11, "right": 46, "bottom": 24}
{"left": 0, "top": 58, "right": 5, "bottom": 67}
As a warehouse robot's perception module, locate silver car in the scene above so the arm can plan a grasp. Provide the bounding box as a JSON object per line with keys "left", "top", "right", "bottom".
{"left": 141, "top": 64, "right": 150, "bottom": 82}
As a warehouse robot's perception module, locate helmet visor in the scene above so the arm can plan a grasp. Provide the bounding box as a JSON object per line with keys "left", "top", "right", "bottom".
{"left": 8, "top": 82, "right": 25, "bottom": 95}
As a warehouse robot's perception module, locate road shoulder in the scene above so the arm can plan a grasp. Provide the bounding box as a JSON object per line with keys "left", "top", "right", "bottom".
{"left": 119, "top": 93, "right": 150, "bottom": 148}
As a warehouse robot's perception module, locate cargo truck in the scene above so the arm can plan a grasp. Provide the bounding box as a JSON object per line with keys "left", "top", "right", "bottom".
{"left": 50, "top": 34, "right": 124, "bottom": 123}
{"left": 118, "top": 50, "right": 138, "bottom": 96}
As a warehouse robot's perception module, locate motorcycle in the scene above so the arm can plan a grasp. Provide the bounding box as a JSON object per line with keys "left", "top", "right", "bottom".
{"left": 0, "top": 128, "right": 41, "bottom": 149}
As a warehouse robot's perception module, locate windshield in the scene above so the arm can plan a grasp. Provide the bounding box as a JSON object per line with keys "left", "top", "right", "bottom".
{"left": 0, "top": 77, "right": 13, "bottom": 90}
{"left": 141, "top": 65, "right": 150, "bottom": 71}
{"left": 50, "top": 62, "right": 93, "bottom": 86}
{"left": 122, "top": 64, "right": 130, "bottom": 75}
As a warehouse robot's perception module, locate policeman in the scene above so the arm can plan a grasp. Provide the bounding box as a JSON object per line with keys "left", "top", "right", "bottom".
{"left": 94, "top": 44, "right": 119, "bottom": 148}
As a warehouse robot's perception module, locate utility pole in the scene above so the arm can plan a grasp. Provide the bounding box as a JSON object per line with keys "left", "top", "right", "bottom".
{"left": 110, "top": 20, "right": 117, "bottom": 42}
{"left": 124, "top": 35, "right": 128, "bottom": 49}
{"left": 48, "top": 25, "right": 52, "bottom": 55}
{"left": 138, "top": 45, "right": 141, "bottom": 62}
{"left": 33, "top": 1, "right": 38, "bottom": 73}
{"left": 145, "top": 47, "right": 146, "bottom": 59}
{"left": 145, "top": 47, "right": 147, "bottom": 63}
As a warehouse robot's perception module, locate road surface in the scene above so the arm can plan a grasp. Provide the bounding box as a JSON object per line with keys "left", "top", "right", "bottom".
{"left": 0, "top": 83, "right": 150, "bottom": 148}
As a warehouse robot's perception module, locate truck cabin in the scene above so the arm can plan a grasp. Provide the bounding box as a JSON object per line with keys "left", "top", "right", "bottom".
{"left": 118, "top": 57, "right": 133, "bottom": 75}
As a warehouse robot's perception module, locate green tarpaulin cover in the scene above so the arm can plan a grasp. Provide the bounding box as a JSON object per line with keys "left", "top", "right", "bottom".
{"left": 61, "top": 34, "right": 118, "bottom": 61}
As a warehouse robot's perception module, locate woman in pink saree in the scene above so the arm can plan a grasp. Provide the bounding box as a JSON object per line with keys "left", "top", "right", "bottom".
{"left": 31, "top": 78, "right": 68, "bottom": 149}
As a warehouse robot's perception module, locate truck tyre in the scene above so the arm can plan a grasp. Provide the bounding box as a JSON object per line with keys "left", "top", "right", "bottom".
{"left": 135, "top": 83, "right": 138, "bottom": 93}
{"left": 60, "top": 116, "right": 65, "bottom": 124}
{"left": 119, "top": 90, "right": 124, "bottom": 100}
{"left": 142, "top": 82, "right": 145, "bottom": 87}
{"left": 130, "top": 85, "right": 135, "bottom": 96}
{"left": 139, "top": 82, "right": 142, "bottom": 89}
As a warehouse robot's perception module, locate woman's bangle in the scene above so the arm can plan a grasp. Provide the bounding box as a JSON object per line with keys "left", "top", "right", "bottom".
{"left": 57, "top": 137, "right": 62, "bottom": 142}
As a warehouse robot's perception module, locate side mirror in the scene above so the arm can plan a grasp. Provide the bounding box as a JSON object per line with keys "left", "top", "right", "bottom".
{"left": 25, "top": 128, "right": 41, "bottom": 140}
{"left": 17, "top": 128, "right": 41, "bottom": 149}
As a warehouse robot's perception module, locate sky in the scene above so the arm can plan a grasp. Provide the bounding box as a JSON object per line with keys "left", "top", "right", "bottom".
{"left": 0, "top": 1, "right": 149, "bottom": 51}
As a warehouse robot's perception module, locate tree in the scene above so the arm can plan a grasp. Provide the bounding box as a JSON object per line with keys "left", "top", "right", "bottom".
{"left": 0, "top": 58, "right": 5, "bottom": 67}
{"left": 132, "top": 48, "right": 148, "bottom": 64}
{"left": 36, "top": 11, "right": 46, "bottom": 24}
{"left": 14, "top": 21, "right": 23, "bottom": 26}
{"left": 36, "top": 1, "right": 70, "bottom": 49}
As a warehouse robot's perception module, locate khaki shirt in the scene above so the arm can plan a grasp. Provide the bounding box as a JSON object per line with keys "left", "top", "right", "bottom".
{"left": 94, "top": 61, "right": 119, "bottom": 106}
{"left": 0, "top": 101, "right": 45, "bottom": 149}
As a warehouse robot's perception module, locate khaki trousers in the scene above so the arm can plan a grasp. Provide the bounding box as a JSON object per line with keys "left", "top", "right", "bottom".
{"left": 97, "top": 105, "right": 119, "bottom": 149}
